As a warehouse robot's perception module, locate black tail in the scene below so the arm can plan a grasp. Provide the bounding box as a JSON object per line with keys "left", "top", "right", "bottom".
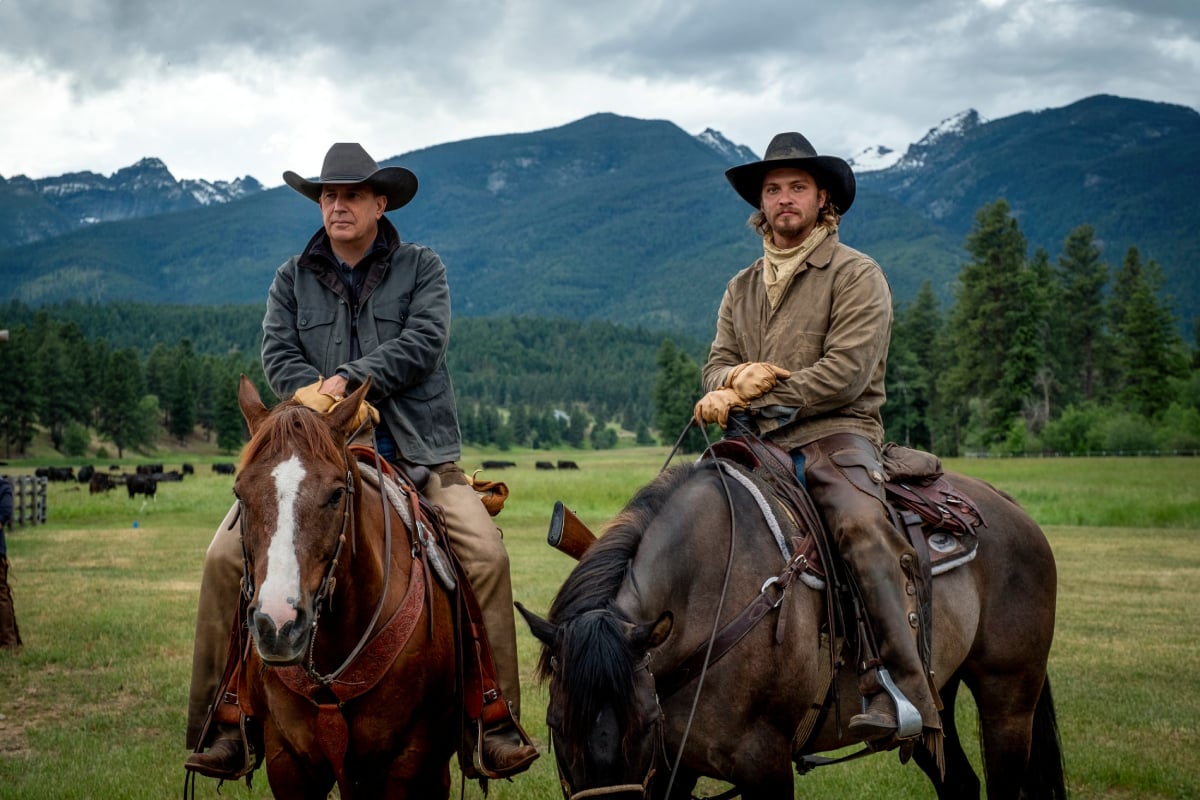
{"left": 1024, "top": 676, "right": 1069, "bottom": 799}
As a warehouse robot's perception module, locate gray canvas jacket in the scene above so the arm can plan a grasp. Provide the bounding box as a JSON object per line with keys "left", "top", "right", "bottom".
{"left": 261, "top": 217, "right": 462, "bottom": 466}
{"left": 701, "top": 231, "right": 893, "bottom": 450}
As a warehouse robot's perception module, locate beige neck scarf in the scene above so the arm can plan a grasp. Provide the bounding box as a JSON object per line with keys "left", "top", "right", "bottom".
{"left": 761, "top": 224, "right": 831, "bottom": 309}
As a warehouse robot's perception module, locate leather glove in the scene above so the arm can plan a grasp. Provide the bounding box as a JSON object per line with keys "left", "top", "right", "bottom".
{"left": 693, "top": 387, "right": 748, "bottom": 427}
{"left": 331, "top": 396, "right": 381, "bottom": 431}
{"left": 726, "top": 362, "right": 791, "bottom": 401}
{"left": 292, "top": 379, "right": 337, "bottom": 413}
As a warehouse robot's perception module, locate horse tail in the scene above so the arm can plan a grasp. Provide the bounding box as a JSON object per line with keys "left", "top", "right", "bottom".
{"left": 1023, "top": 676, "right": 1068, "bottom": 799}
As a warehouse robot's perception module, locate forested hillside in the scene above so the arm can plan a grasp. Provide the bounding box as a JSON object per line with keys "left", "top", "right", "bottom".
{"left": 4, "top": 96, "right": 1195, "bottom": 338}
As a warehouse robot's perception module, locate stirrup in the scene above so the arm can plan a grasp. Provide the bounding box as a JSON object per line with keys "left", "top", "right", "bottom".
{"left": 874, "top": 667, "right": 922, "bottom": 738}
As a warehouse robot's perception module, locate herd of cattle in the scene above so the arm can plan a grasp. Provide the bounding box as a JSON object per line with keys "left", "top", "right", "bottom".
{"left": 34, "top": 457, "right": 574, "bottom": 499}
{"left": 481, "top": 459, "right": 580, "bottom": 470}
{"left": 34, "top": 462, "right": 238, "bottom": 498}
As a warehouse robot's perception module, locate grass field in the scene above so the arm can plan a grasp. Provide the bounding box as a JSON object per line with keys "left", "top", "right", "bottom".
{"left": 1, "top": 450, "right": 1198, "bottom": 799}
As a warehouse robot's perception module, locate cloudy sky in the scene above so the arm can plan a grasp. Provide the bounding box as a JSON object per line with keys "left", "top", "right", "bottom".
{"left": 2, "top": 0, "right": 1197, "bottom": 186}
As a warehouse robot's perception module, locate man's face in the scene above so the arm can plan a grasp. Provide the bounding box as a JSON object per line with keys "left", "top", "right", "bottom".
{"left": 760, "top": 167, "right": 827, "bottom": 248}
{"left": 320, "top": 184, "right": 387, "bottom": 253}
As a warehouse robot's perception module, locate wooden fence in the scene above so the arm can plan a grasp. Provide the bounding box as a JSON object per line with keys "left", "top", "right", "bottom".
{"left": 4, "top": 475, "right": 48, "bottom": 528}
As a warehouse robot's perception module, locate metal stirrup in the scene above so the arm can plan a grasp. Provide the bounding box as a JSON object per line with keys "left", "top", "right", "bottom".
{"left": 875, "top": 667, "right": 923, "bottom": 738}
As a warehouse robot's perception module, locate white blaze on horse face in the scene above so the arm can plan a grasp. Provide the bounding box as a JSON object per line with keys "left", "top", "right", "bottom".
{"left": 257, "top": 455, "right": 306, "bottom": 628}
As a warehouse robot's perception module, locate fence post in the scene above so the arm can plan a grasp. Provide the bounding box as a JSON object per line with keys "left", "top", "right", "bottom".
{"left": 6, "top": 476, "right": 48, "bottom": 528}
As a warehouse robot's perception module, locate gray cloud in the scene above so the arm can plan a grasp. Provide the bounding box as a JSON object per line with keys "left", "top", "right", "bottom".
{"left": 1, "top": 0, "right": 1196, "bottom": 180}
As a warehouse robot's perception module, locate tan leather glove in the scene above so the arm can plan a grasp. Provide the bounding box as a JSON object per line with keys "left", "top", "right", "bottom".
{"left": 693, "top": 387, "right": 748, "bottom": 427}
{"left": 292, "top": 379, "right": 337, "bottom": 413}
{"left": 726, "top": 362, "right": 791, "bottom": 401}
{"left": 331, "top": 396, "right": 381, "bottom": 431}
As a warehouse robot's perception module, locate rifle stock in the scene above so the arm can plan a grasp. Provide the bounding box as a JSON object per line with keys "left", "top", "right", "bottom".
{"left": 546, "top": 500, "right": 597, "bottom": 560}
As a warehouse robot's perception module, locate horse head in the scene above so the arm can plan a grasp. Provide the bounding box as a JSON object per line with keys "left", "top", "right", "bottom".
{"left": 234, "top": 375, "right": 373, "bottom": 666}
{"left": 519, "top": 602, "right": 672, "bottom": 798}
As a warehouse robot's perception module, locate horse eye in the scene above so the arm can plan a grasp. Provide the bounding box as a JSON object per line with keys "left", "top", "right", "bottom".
{"left": 550, "top": 655, "right": 559, "bottom": 673}
{"left": 326, "top": 488, "right": 345, "bottom": 508}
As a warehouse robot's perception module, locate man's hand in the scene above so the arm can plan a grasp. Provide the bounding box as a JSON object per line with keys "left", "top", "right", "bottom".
{"left": 693, "top": 387, "right": 748, "bottom": 427}
{"left": 293, "top": 379, "right": 338, "bottom": 412}
{"left": 726, "top": 362, "right": 791, "bottom": 401}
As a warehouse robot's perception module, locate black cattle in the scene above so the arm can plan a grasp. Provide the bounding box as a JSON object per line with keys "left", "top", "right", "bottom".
{"left": 89, "top": 473, "right": 114, "bottom": 494}
{"left": 481, "top": 460, "right": 517, "bottom": 469}
{"left": 557, "top": 460, "right": 580, "bottom": 470}
{"left": 182, "top": 463, "right": 194, "bottom": 476}
{"left": 212, "top": 462, "right": 236, "bottom": 475}
{"left": 126, "top": 473, "right": 157, "bottom": 499}
{"left": 152, "top": 470, "right": 184, "bottom": 482}
{"left": 535, "top": 461, "right": 556, "bottom": 470}
{"left": 39, "top": 466, "right": 75, "bottom": 482}
{"left": 77, "top": 465, "right": 95, "bottom": 483}
{"left": 136, "top": 464, "right": 164, "bottom": 476}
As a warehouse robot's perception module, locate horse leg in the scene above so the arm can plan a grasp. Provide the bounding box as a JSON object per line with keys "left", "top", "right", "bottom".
{"left": 968, "top": 670, "right": 1050, "bottom": 800}
{"left": 912, "top": 673, "right": 981, "bottom": 800}
{"left": 263, "top": 749, "right": 335, "bottom": 800}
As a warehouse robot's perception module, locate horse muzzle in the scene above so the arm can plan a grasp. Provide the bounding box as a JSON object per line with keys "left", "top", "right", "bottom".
{"left": 248, "top": 603, "right": 313, "bottom": 666}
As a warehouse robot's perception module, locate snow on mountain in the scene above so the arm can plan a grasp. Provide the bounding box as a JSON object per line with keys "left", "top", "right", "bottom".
{"left": 695, "top": 128, "right": 758, "bottom": 165}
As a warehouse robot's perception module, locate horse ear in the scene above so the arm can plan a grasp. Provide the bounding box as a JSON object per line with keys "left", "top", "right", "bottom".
{"left": 515, "top": 602, "right": 557, "bottom": 646}
{"left": 631, "top": 611, "right": 673, "bottom": 650}
{"left": 327, "top": 377, "right": 373, "bottom": 435}
{"left": 238, "top": 374, "right": 270, "bottom": 434}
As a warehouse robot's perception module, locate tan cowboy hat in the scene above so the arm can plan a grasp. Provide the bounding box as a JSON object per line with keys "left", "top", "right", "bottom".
{"left": 725, "top": 132, "right": 855, "bottom": 213}
{"left": 283, "top": 143, "right": 418, "bottom": 212}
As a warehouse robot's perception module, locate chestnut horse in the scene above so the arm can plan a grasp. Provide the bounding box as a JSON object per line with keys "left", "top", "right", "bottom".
{"left": 519, "top": 458, "right": 1065, "bottom": 799}
{"left": 233, "top": 377, "right": 457, "bottom": 799}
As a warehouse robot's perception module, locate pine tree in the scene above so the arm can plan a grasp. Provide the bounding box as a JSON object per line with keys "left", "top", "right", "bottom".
{"left": 1052, "top": 225, "right": 1109, "bottom": 405}
{"left": 1109, "top": 248, "right": 1187, "bottom": 416}
{"left": 652, "top": 340, "right": 705, "bottom": 452}
{"left": 944, "top": 200, "right": 1044, "bottom": 449}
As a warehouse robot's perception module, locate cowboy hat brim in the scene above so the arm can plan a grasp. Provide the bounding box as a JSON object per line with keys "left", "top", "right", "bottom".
{"left": 725, "top": 155, "right": 856, "bottom": 214}
{"left": 283, "top": 165, "right": 418, "bottom": 212}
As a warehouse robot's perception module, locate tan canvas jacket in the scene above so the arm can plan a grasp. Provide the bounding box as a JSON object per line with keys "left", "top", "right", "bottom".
{"left": 701, "top": 231, "right": 892, "bottom": 450}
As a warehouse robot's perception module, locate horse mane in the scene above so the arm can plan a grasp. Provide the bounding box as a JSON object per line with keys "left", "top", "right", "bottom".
{"left": 239, "top": 401, "right": 346, "bottom": 472}
{"left": 539, "top": 461, "right": 716, "bottom": 744}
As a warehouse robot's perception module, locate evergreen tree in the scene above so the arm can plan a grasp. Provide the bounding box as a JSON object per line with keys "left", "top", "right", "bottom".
{"left": 168, "top": 341, "right": 198, "bottom": 444}
{"left": 944, "top": 200, "right": 1042, "bottom": 449}
{"left": 1109, "top": 249, "right": 1187, "bottom": 416}
{"left": 652, "top": 340, "right": 706, "bottom": 452}
{"left": 214, "top": 359, "right": 249, "bottom": 453}
{"left": 1052, "top": 225, "right": 1109, "bottom": 405}
{"left": 565, "top": 403, "right": 589, "bottom": 449}
{"left": 885, "top": 282, "right": 942, "bottom": 449}
{"left": 96, "top": 348, "right": 147, "bottom": 458}
{"left": 0, "top": 326, "right": 37, "bottom": 456}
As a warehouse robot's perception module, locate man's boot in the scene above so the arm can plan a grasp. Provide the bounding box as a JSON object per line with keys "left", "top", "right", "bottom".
{"left": 846, "top": 553, "right": 937, "bottom": 743}
{"left": 184, "top": 728, "right": 246, "bottom": 780}
{"left": 480, "top": 721, "right": 539, "bottom": 778}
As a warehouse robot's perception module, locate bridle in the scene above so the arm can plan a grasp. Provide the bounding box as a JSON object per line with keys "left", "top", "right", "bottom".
{"left": 554, "top": 651, "right": 663, "bottom": 800}
{"left": 237, "top": 433, "right": 395, "bottom": 686}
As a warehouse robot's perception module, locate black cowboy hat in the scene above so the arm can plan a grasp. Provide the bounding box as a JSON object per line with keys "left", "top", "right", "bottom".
{"left": 283, "top": 143, "right": 418, "bottom": 212}
{"left": 725, "top": 132, "right": 855, "bottom": 214}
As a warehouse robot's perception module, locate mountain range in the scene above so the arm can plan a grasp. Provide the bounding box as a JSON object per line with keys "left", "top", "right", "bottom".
{"left": 1, "top": 94, "right": 1196, "bottom": 341}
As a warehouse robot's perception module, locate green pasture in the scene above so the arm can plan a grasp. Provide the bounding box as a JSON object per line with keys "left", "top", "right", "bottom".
{"left": 1, "top": 452, "right": 1197, "bottom": 798}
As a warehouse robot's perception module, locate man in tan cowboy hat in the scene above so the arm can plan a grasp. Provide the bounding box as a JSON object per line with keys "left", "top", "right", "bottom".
{"left": 184, "top": 143, "right": 538, "bottom": 780}
{"left": 694, "top": 132, "right": 941, "bottom": 748}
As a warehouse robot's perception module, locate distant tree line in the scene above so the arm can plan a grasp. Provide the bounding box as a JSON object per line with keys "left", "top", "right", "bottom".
{"left": 0, "top": 309, "right": 687, "bottom": 458}
{"left": 3, "top": 198, "right": 1197, "bottom": 459}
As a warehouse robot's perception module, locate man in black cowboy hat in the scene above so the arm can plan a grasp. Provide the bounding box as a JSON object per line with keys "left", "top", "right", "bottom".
{"left": 694, "top": 133, "right": 941, "bottom": 748}
{"left": 185, "top": 143, "right": 538, "bottom": 780}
